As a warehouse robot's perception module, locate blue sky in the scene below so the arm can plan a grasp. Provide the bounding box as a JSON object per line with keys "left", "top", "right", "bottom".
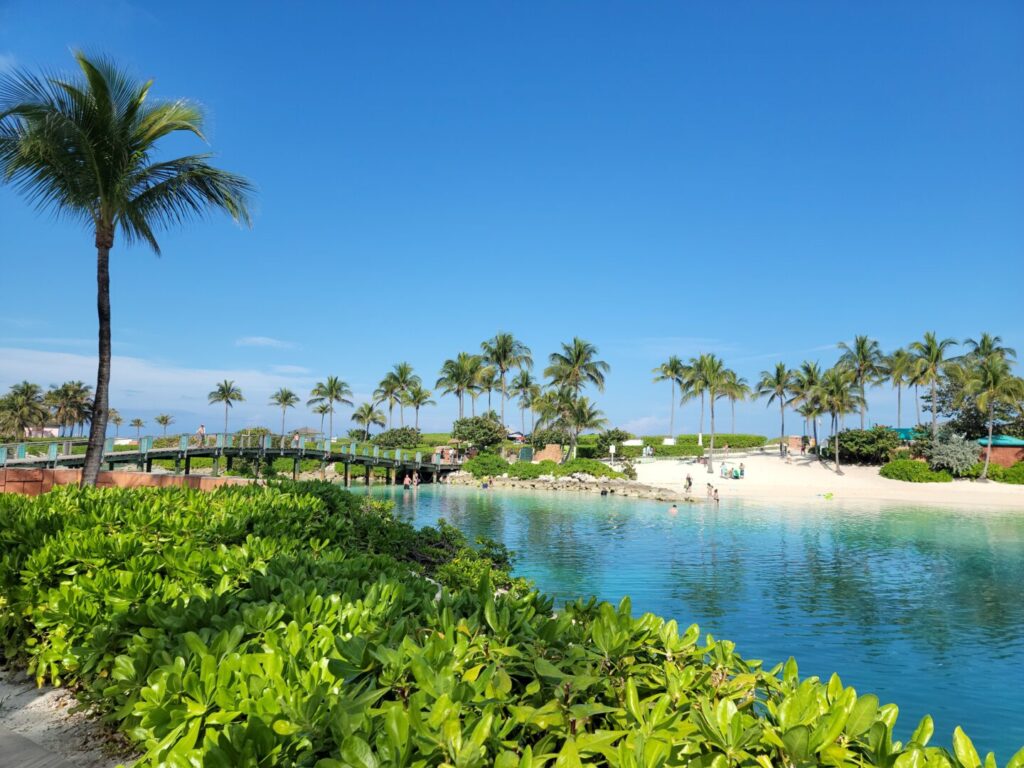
{"left": 2, "top": 1, "right": 1022, "bottom": 437}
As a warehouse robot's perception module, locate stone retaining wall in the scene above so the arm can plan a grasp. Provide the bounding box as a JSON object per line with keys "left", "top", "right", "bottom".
{"left": 0, "top": 468, "right": 252, "bottom": 496}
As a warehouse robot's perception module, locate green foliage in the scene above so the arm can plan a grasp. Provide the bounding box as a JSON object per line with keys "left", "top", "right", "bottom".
{"left": 575, "top": 444, "right": 598, "bottom": 459}
{"left": 0, "top": 484, "right": 1009, "bottom": 767}
{"left": 818, "top": 428, "right": 900, "bottom": 465}
{"left": 879, "top": 459, "right": 953, "bottom": 483}
{"left": 924, "top": 431, "right": 982, "bottom": 477}
{"left": 372, "top": 426, "right": 422, "bottom": 449}
{"left": 962, "top": 462, "right": 1006, "bottom": 481}
{"left": 507, "top": 460, "right": 560, "bottom": 479}
{"left": 463, "top": 454, "right": 511, "bottom": 477}
{"left": 556, "top": 458, "right": 624, "bottom": 478}
{"left": 451, "top": 415, "right": 507, "bottom": 449}
{"left": 1000, "top": 462, "right": 1024, "bottom": 484}
{"left": 620, "top": 444, "right": 705, "bottom": 459}
{"left": 530, "top": 426, "right": 570, "bottom": 448}
{"left": 595, "top": 428, "right": 634, "bottom": 457}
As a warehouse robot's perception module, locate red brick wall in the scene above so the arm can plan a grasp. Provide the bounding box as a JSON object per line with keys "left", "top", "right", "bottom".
{"left": 981, "top": 445, "right": 1024, "bottom": 469}
{"left": 0, "top": 468, "right": 251, "bottom": 496}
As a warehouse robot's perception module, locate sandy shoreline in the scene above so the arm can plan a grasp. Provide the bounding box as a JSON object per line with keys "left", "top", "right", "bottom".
{"left": 633, "top": 453, "right": 1024, "bottom": 510}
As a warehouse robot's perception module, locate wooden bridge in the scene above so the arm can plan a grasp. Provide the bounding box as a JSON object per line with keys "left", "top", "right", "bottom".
{"left": 0, "top": 433, "right": 460, "bottom": 485}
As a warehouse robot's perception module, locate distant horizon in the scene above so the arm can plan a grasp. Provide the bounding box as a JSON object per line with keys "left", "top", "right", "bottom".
{"left": 2, "top": 1, "right": 1021, "bottom": 436}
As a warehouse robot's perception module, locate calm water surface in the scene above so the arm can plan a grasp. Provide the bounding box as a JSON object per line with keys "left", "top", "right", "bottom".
{"left": 369, "top": 484, "right": 1024, "bottom": 759}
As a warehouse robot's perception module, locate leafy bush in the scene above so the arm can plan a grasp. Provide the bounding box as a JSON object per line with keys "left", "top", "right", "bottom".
{"left": 555, "top": 458, "right": 624, "bottom": 479}
{"left": 574, "top": 444, "right": 598, "bottom": 459}
{"left": 879, "top": 459, "right": 953, "bottom": 483}
{"left": 530, "top": 426, "right": 570, "bottom": 448}
{"left": 451, "top": 415, "right": 507, "bottom": 449}
{"left": 924, "top": 432, "right": 981, "bottom": 477}
{"left": 463, "top": 453, "right": 511, "bottom": 477}
{"left": 1001, "top": 461, "right": 1024, "bottom": 484}
{"left": 0, "top": 483, "right": 1001, "bottom": 768}
{"left": 641, "top": 434, "right": 767, "bottom": 449}
{"left": 818, "top": 427, "right": 900, "bottom": 465}
{"left": 619, "top": 444, "right": 705, "bottom": 459}
{"left": 372, "top": 426, "right": 422, "bottom": 449}
{"left": 595, "top": 428, "right": 634, "bottom": 457}
{"left": 962, "top": 462, "right": 1006, "bottom": 481}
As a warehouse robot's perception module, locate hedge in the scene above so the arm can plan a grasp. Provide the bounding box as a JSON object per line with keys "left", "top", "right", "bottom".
{"left": 879, "top": 459, "right": 953, "bottom": 483}
{"left": 0, "top": 483, "right": 1008, "bottom": 767}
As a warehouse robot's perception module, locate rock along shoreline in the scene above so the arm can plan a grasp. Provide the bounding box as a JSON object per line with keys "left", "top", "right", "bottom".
{"left": 443, "top": 470, "right": 700, "bottom": 503}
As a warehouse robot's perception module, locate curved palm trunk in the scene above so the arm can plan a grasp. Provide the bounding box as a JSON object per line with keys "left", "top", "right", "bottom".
{"left": 730, "top": 399, "right": 736, "bottom": 433}
{"left": 860, "top": 379, "right": 866, "bottom": 430}
{"left": 914, "top": 385, "right": 920, "bottom": 426}
{"left": 896, "top": 384, "right": 902, "bottom": 429}
{"left": 698, "top": 392, "right": 705, "bottom": 446}
{"left": 329, "top": 408, "right": 334, "bottom": 444}
{"left": 779, "top": 401, "right": 785, "bottom": 457}
{"left": 669, "top": 380, "right": 675, "bottom": 438}
{"left": 224, "top": 403, "right": 229, "bottom": 436}
{"left": 399, "top": 403, "right": 405, "bottom": 427}
{"left": 834, "top": 425, "right": 841, "bottom": 474}
{"left": 521, "top": 405, "right": 525, "bottom": 435}
{"left": 500, "top": 374, "right": 507, "bottom": 426}
{"left": 415, "top": 407, "right": 420, "bottom": 430}
{"left": 982, "top": 404, "right": 994, "bottom": 479}
{"left": 706, "top": 396, "right": 716, "bottom": 474}
{"left": 281, "top": 408, "right": 286, "bottom": 437}
{"left": 81, "top": 236, "right": 112, "bottom": 486}
{"left": 930, "top": 379, "right": 938, "bottom": 437}
{"left": 813, "top": 418, "right": 820, "bottom": 460}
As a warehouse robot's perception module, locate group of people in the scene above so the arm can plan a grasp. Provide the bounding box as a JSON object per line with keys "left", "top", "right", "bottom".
{"left": 669, "top": 473, "right": 720, "bottom": 513}
{"left": 402, "top": 471, "right": 420, "bottom": 489}
{"left": 719, "top": 462, "right": 745, "bottom": 480}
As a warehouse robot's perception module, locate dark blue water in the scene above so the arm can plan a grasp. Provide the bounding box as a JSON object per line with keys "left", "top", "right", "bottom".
{"left": 370, "top": 484, "right": 1024, "bottom": 760}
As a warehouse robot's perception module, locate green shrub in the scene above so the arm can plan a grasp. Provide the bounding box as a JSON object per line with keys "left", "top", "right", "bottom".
{"left": 641, "top": 433, "right": 767, "bottom": 449}
{"left": 961, "top": 462, "right": 1006, "bottom": 481}
{"left": 619, "top": 443, "right": 705, "bottom": 459}
{"left": 1001, "top": 461, "right": 1024, "bottom": 484}
{"left": 451, "top": 415, "right": 507, "bottom": 449}
{"left": 922, "top": 430, "right": 982, "bottom": 477}
{"left": 372, "top": 426, "right": 422, "bottom": 449}
{"left": 818, "top": 427, "right": 900, "bottom": 465}
{"left": 879, "top": 459, "right": 953, "bottom": 483}
{"left": 595, "top": 428, "right": 634, "bottom": 457}
{"left": 554, "top": 458, "right": 624, "bottom": 479}
{"left": 507, "top": 460, "right": 559, "bottom": 479}
{"left": 574, "top": 444, "right": 598, "bottom": 459}
{"left": 530, "top": 426, "right": 570, "bottom": 448}
{"left": 463, "top": 453, "right": 510, "bottom": 477}
{"left": 0, "top": 484, "right": 1000, "bottom": 767}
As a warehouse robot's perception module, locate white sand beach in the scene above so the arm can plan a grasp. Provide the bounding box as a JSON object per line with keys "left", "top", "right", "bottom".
{"left": 635, "top": 453, "right": 1024, "bottom": 509}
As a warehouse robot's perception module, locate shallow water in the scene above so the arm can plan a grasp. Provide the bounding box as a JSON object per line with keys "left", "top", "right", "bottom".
{"left": 369, "top": 484, "right": 1024, "bottom": 759}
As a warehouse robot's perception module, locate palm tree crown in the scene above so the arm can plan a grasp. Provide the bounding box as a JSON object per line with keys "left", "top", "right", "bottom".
{"left": 308, "top": 377, "right": 353, "bottom": 441}
{"left": 837, "top": 335, "right": 884, "bottom": 429}
{"left": 208, "top": 380, "right": 244, "bottom": 435}
{"left": 352, "top": 402, "right": 386, "bottom": 441}
{"left": 544, "top": 338, "right": 610, "bottom": 395}
{"left": 269, "top": 387, "right": 300, "bottom": 436}
{"left": 481, "top": 333, "right": 532, "bottom": 426}
{"left": 909, "top": 332, "right": 958, "bottom": 437}
{"left": 1, "top": 53, "right": 252, "bottom": 485}
{"left": 653, "top": 355, "right": 687, "bottom": 438}
{"left": 757, "top": 362, "right": 793, "bottom": 455}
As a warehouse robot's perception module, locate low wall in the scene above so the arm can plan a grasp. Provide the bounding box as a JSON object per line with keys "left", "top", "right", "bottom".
{"left": 982, "top": 445, "right": 1024, "bottom": 469}
{"left": 0, "top": 468, "right": 252, "bottom": 496}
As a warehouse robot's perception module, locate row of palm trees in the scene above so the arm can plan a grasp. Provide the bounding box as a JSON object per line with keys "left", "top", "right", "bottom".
{"left": 653, "top": 332, "right": 1023, "bottom": 475}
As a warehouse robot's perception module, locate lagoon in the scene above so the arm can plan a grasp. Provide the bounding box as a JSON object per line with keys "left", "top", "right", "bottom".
{"left": 370, "top": 484, "right": 1024, "bottom": 760}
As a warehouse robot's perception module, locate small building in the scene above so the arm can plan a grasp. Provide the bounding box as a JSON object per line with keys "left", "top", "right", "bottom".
{"left": 976, "top": 435, "right": 1024, "bottom": 468}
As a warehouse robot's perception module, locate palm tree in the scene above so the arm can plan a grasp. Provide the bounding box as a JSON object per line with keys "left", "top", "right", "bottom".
{"left": 477, "top": 364, "right": 500, "bottom": 413}
{"left": 481, "top": 332, "right": 533, "bottom": 425}
{"left": 885, "top": 348, "right": 914, "bottom": 429}
{"left": 964, "top": 333, "right": 1017, "bottom": 363}
{"left": 683, "top": 353, "right": 716, "bottom": 445}
{"left": 909, "top": 332, "right": 958, "bottom": 437}
{"left": 385, "top": 363, "right": 420, "bottom": 427}
{"left": 308, "top": 376, "right": 353, "bottom": 442}
{"left": 0, "top": 53, "right": 252, "bottom": 485}
{"left": 373, "top": 375, "right": 403, "bottom": 429}
{"left": 352, "top": 402, "right": 386, "bottom": 441}
{"left": 130, "top": 418, "right": 145, "bottom": 440}
{"left": 269, "top": 388, "right": 300, "bottom": 436}
{"left": 403, "top": 383, "right": 436, "bottom": 429}
{"left": 757, "top": 363, "right": 793, "bottom": 456}
{"left": 436, "top": 353, "right": 482, "bottom": 419}
{"left": 109, "top": 409, "right": 123, "bottom": 437}
{"left": 544, "top": 338, "right": 610, "bottom": 396}
{"left": 964, "top": 357, "right": 1024, "bottom": 479}
{"left": 0, "top": 381, "right": 48, "bottom": 437}
{"left": 155, "top": 413, "right": 174, "bottom": 436}
{"left": 208, "top": 380, "right": 244, "bottom": 435}
{"left": 509, "top": 370, "right": 538, "bottom": 434}
{"left": 688, "top": 355, "right": 729, "bottom": 473}
{"left": 819, "top": 366, "right": 864, "bottom": 474}
{"left": 312, "top": 402, "right": 331, "bottom": 437}
{"left": 838, "top": 335, "right": 884, "bottom": 429}
{"left": 565, "top": 396, "right": 608, "bottom": 459}
{"left": 653, "top": 355, "right": 687, "bottom": 438}
{"left": 722, "top": 371, "right": 750, "bottom": 434}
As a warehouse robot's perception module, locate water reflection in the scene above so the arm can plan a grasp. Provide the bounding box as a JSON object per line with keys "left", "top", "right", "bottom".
{"left": 369, "top": 485, "right": 1024, "bottom": 758}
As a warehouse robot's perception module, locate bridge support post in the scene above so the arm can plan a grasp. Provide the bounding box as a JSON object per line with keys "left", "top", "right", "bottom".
{"left": 226, "top": 456, "right": 234, "bottom": 472}
{"left": 292, "top": 457, "right": 300, "bottom": 481}
{"left": 384, "top": 467, "right": 393, "bottom": 485}
{"left": 365, "top": 465, "right": 372, "bottom": 486}
{"left": 107, "top": 461, "right": 115, "bottom": 471}
{"left": 212, "top": 455, "right": 220, "bottom": 478}
{"left": 343, "top": 463, "right": 351, "bottom": 487}
{"left": 184, "top": 456, "right": 192, "bottom": 476}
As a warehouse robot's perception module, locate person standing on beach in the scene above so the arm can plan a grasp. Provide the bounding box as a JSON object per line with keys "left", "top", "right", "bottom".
{"left": 713, "top": 488, "right": 720, "bottom": 504}
{"left": 196, "top": 424, "right": 206, "bottom": 447}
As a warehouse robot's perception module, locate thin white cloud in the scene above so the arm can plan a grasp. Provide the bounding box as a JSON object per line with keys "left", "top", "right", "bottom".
{"left": 235, "top": 336, "right": 294, "bottom": 349}
{"left": 271, "top": 364, "right": 311, "bottom": 374}
{"left": 0, "top": 337, "right": 96, "bottom": 348}
{"left": 622, "top": 415, "right": 665, "bottom": 434}
{"left": 0, "top": 52, "right": 15, "bottom": 73}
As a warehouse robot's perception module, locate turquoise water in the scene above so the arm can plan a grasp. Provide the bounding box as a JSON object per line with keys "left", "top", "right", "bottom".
{"left": 370, "top": 484, "right": 1024, "bottom": 759}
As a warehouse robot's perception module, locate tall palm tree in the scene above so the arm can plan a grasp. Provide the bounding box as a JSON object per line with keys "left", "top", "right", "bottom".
{"left": 373, "top": 375, "right": 403, "bottom": 429}
{"left": 269, "top": 387, "right": 300, "bottom": 436}
{"left": 565, "top": 396, "right": 608, "bottom": 459}
{"left": 155, "top": 413, "right": 174, "bottom": 436}
{"left": 384, "top": 363, "right": 420, "bottom": 427}
{"left": 436, "top": 353, "right": 482, "bottom": 419}
{"left": 403, "top": 383, "right": 436, "bottom": 430}
{"left": 352, "top": 402, "right": 386, "bottom": 441}
{"left": 477, "top": 364, "right": 499, "bottom": 413}
{"left": 208, "top": 380, "right": 244, "bottom": 436}
{"left": 108, "top": 408, "right": 123, "bottom": 437}
{"left": 526, "top": 383, "right": 543, "bottom": 434}
{"left": 885, "top": 348, "right": 913, "bottom": 429}
{"left": 909, "top": 332, "right": 957, "bottom": 437}
{"left": 129, "top": 418, "right": 145, "bottom": 440}
{"left": 688, "top": 355, "right": 729, "bottom": 473}
{"left": 544, "top": 338, "right": 610, "bottom": 396}
{"left": 722, "top": 371, "right": 750, "bottom": 434}
{"left": 312, "top": 402, "right": 331, "bottom": 437}
{"left": 308, "top": 376, "right": 353, "bottom": 442}
{"left": 481, "top": 332, "right": 533, "bottom": 425}
{"left": 964, "top": 333, "right": 1017, "bottom": 363}
{"left": 837, "top": 335, "right": 884, "bottom": 429}
{"left": 509, "top": 369, "right": 538, "bottom": 434}
{"left": 684, "top": 353, "right": 716, "bottom": 446}
{"left": 0, "top": 53, "right": 252, "bottom": 485}
{"left": 653, "top": 355, "right": 687, "bottom": 438}
{"left": 964, "top": 357, "right": 1024, "bottom": 479}
{"left": 819, "top": 366, "right": 864, "bottom": 474}
{"left": 757, "top": 363, "right": 793, "bottom": 456}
